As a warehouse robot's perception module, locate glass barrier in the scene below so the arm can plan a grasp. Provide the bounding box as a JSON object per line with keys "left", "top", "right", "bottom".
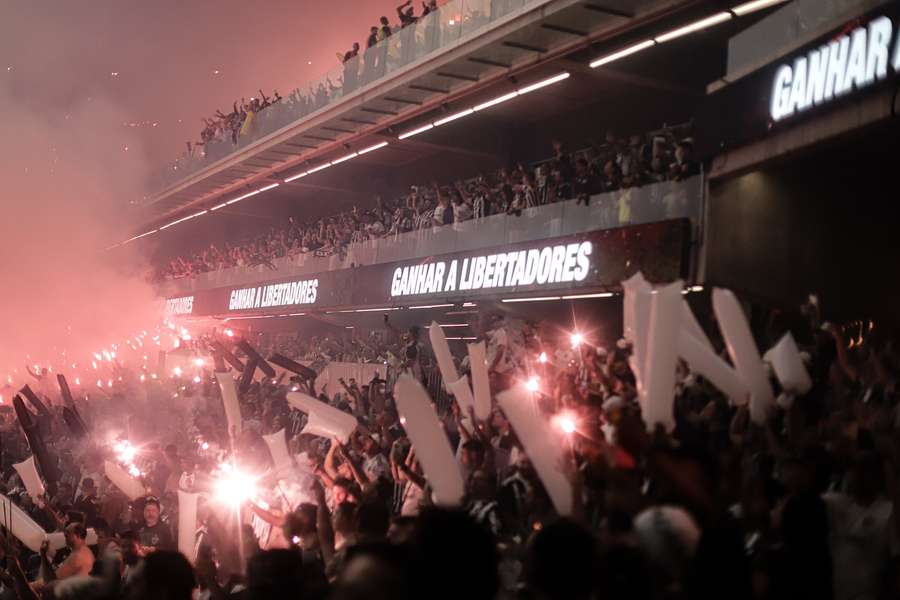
{"left": 147, "top": 0, "right": 551, "bottom": 196}
{"left": 160, "top": 176, "right": 703, "bottom": 296}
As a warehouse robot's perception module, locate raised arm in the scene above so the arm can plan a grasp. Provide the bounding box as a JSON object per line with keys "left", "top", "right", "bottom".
{"left": 312, "top": 481, "right": 335, "bottom": 564}
{"left": 335, "top": 441, "right": 369, "bottom": 487}
{"left": 396, "top": 447, "right": 427, "bottom": 490}
{"left": 247, "top": 501, "right": 286, "bottom": 527}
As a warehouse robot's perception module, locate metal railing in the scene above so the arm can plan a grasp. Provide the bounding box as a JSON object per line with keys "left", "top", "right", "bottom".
{"left": 148, "top": 0, "right": 545, "bottom": 195}
{"left": 160, "top": 175, "right": 703, "bottom": 295}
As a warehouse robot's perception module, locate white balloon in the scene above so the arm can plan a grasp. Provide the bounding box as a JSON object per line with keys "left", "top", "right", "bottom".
{"left": 178, "top": 491, "right": 200, "bottom": 562}
{"left": 393, "top": 375, "right": 464, "bottom": 506}
{"left": 642, "top": 281, "right": 683, "bottom": 432}
{"left": 497, "top": 386, "right": 572, "bottom": 516}
{"left": 215, "top": 372, "right": 243, "bottom": 438}
{"left": 681, "top": 299, "right": 713, "bottom": 350}
{"left": 263, "top": 429, "right": 294, "bottom": 474}
{"left": 447, "top": 376, "right": 475, "bottom": 416}
{"left": 104, "top": 460, "right": 146, "bottom": 501}
{"left": 677, "top": 329, "right": 749, "bottom": 404}
{"left": 429, "top": 320, "right": 459, "bottom": 387}
{"left": 624, "top": 274, "right": 653, "bottom": 398}
{"left": 622, "top": 272, "right": 650, "bottom": 342}
{"left": 712, "top": 289, "right": 774, "bottom": 423}
{"left": 466, "top": 341, "right": 492, "bottom": 421}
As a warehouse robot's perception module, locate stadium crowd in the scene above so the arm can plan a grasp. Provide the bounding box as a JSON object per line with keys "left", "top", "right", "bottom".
{"left": 167, "top": 0, "right": 444, "bottom": 181}
{"left": 0, "top": 292, "right": 897, "bottom": 600}
{"left": 158, "top": 126, "right": 697, "bottom": 281}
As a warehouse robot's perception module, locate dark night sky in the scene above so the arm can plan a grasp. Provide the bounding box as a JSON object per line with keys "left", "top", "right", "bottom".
{"left": 1, "top": 0, "right": 409, "bottom": 169}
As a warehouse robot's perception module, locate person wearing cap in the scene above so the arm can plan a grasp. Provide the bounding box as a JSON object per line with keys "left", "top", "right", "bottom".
{"left": 138, "top": 496, "right": 174, "bottom": 555}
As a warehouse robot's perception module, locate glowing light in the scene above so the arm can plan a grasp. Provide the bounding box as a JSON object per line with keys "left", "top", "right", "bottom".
{"left": 173, "top": 366, "right": 183, "bottom": 377}
{"left": 570, "top": 333, "right": 584, "bottom": 348}
{"left": 732, "top": 0, "right": 789, "bottom": 15}
{"left": 284, "top": 171, "right": 308, "bottom": 183}
{"left": 553, "top": 412, "right": 578, "bottom": 435}
{"left": 433, "top": 108, "right": 474, "bottom": 127}
{"left": 306, "top": 163, "right": 332, "bottom": 175}
{"left": 107, "top": 379, "right": 113, "bottom": 388}
{"left": 224, "top": 328, "right": 235, "bottom": 338}
{"left": 501, "top": 296, "right": 562, "bottom": 303}
{"left": 128, "top": 465, "right": 141, "bottom": 477}
{"left": 151, "top": 373, "right": 158, "bottom": 380}
{"left": 139, "top": 374, "right": 146, "bottom": 382}
{"left": 291, "top": 536, "right": 301, "bottom": 545}
{"left": 517, "top": 72, "right": 570, "bottom": 95}
{"left": 201, "top": 442, "right": 209, "bottom": 450}
{"left": 538, "top": 352, "right": 548, "bottom": 364}
{"left": 654, "top": 12, "right": 732, "bottom": 43}
{"left": 398, "top": 123, "right": 434, "bottom": 140}
{"left": 357, "top": 141, "right": 389, "bottom": 155}
{"left": 193, "top": 358, "right": 205, "bottom": 367}
{"left": 74, "top": 377, "right": 80, "bottom": 385}
{"left": 193, "top": 376, "right": 202, "bottom": 383}
{"left": 525, "top": 377, "right": 540, "bottom": 392}
{"left": 223, "top": 189, "right": 260, "bottom": 207}
{"left": 330, "top": 152, "right": 357, "bottom": 165}
{"left": 561, "top": 292, "right": 615, "bottom": 299}
{"left": 473, "top": 91, "right": 519, "bottom": 112}
{"left": 114, "top": 441, "right": 137, "bottom": 463}
{"left": 213, "top": 463, "right": 258, "bottom": 507}
{"left": 590, "top": 39, "right": 655, "bottom": 68}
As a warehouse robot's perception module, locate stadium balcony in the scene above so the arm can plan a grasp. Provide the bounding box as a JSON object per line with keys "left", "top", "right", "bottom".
{"left": 157, "top": 174, "right": 702, "bottom": 308}
{"left": 138, "top": 0, "right": 706, "bottom": 226}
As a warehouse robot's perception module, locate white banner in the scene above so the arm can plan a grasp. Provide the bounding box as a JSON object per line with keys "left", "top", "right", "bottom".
{"left": 13, "top": 456, "right": 45, "bottom": 501}
{"left": 287, "top": 392, "right": 358, "bottom": 442}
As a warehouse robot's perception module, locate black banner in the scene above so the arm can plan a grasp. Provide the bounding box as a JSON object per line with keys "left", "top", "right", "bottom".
{"left": 169, "top": 219, "right": 689, "bottom": 317}
{"left": 697, "top": 5, "right": 900, "bottom": 158}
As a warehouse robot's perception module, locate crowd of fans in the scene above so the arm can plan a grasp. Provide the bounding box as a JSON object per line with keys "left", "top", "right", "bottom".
{"left": 158, "top": 126, "right": 697, "bottom": 280}
{"left": 0, "top": 291, "right": 897, "bottom": 600}
{"left": 165, "top": 0, "right": 446, "bottom": 183}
